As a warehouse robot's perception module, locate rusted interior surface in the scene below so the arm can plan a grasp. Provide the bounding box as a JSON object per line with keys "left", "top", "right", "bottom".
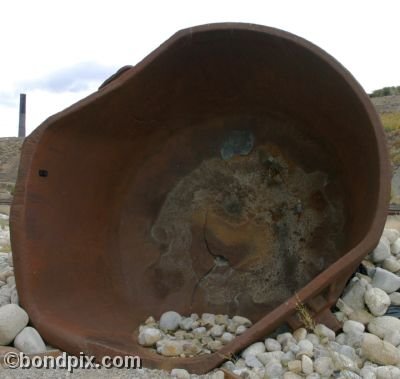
{"left": 10, "top": 23, "right": 390, "bottom": 373}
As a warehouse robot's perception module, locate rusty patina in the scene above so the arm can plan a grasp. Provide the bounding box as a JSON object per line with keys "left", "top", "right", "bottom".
{"left": 11, "top": 23, "right": 390, "bottom": 373}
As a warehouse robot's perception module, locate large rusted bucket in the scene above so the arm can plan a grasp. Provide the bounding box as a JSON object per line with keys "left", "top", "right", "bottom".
{"left": 11, "top": 23, "right": 390, "bottom": 373}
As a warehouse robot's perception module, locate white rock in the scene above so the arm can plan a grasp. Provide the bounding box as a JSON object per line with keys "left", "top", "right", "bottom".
{"left": 389, "top": 292, "right": 400, "bottom": 305}
{"left": 283, "top": 373, "right": 302, "bottom": 379}
{"left": 306, "top": 333, "right": 320, "bottom": 346}
{"left": 296, "top": 339, "right": 314, "bottom": 358}
{"left": 338, "top": 370, "right": 361, "bottom": 379}
{"left": 241, "top": 342, "right": 266, "bottom": 359}
{"left": 382, "top": 257, "right": 400, "bottom": 273}
{"left": 314, "top": 324, "right": 335, "bottom": 341}
{"left": 157, "top": 340, "right": 183, "bottom": 356}
{"left": 159, "top": 311, "right": 182, "bottom": 332}
{"left": 170, "top": 368, "right": 190, "bottom": 379}
{"left": 301, "top": 354, "right": 314, "bottom": 375}
{"left": 231, "top": 315, "right": 252, "bottom": 327}
{"left": 209, "top": 324, "right": 225, "bottom": 337}
{"left": 342, "top": 278, "right": 369, "bottom": 311}
{"left": 221, "top": 332, "right": 234, "bottom": 344}
{"left": 13, "top": 327, "right": 46, "bottom": 354}
{"left": 371, "top": 238, "right": 391, "bottom": 263}
{"left": 359, "top": 367, "right": 376, "bottom": 379}
{"left": 256, "top": 351, "right": 284, "bottom": 365}
{"left": 375, "top": 365, "right": 400, "bottom": 379}
{"left": 336, "top": 333, "right": 347, "bottom": 345}
{"left": 382, "top": 228, "right": 400, "bottom": 244}
{"left": 361, "top": 333, "right": 400, "bottom": 365}
{"left": 391, "top": 237, "right": 400, "bottom": 255}
{"left": 281, "top": 350, "right": 296, "bottom": 365}
{"left": 265, "top": 360, "right": 283, "bottom": 378}
{"left": 209, "top": 370, "right": 224, "bottom": 379}
{"left": 343, "top": 320, "right": 365, "bottom": 334}
{"left": 138, "top": 327, "right": 162, "bottom": 346}
{"left": 265, "top": 338, "right": 282, "bottom": 351}
{"left": 235, "top": 325, "right": 247, "bottom": 335}
{"left": 277, "top": 332, "right": 297, "bottom": 347}
{"left": 192, "top": 326, "right": 206, "bottom": 338}
{"left": 368, "top": 316, "right": 400, "bottom": 345}
{"left": 245, "top": 354, "right": 263, "bottom": 368}
{"left": 179, "top": 317, "right": 194, "bottom": 331}
{"left": 201, "top": 313, "right": 215, "bottom": 326}
{"left": 305, "top": 374, "right": 321, "bottom": 379}
{"left": 0, "top": 304, "right": 29, "bottom": 345}
{"left": 364, "top": 287, "right": 391, "bottom": 316}
{"left": 287, "top": 359, "right": 302, "bottom": 373}
{"left": 314, "top": 356, "right": 334, "bottom": 377}
{"left": 293, "top": 327, "right": 307, "bottom": 341}
{"left": 372, "top": 267, "right": 400, "bottom": 293}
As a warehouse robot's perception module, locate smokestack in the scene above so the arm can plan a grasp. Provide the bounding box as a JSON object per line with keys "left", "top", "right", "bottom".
{"left": 18, "top": 93, "right": 26, "bottom": 138}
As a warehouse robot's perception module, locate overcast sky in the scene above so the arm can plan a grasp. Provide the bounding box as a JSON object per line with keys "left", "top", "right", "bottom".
{"left": 1, "top": 0, "right": 399, "bottom": 137}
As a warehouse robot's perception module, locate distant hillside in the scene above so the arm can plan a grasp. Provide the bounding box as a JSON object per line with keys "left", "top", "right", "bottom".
{"left": 0, "top": 137, "right": 23, "bottom": 201}
{"left": 370, "top": 86, "right": 400, "bottom": 98}
{"left": 371, "top": 95, "right": 400, "bottom": 114}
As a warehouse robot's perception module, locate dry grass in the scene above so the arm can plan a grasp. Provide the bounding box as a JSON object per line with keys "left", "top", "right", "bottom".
{"left": 295, "top": 294, "right": 316, "bottom": 331}
{"left": 381, "top": 112, "right": 400, "bottom": 131}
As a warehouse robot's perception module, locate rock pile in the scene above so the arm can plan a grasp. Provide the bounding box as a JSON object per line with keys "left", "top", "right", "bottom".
{"left": 0, "top": 217, "right": 48, "bottom": 356}
{"left": 138, "top": 311, "right": 252, "bottom": 357}
{"left": 138, "top": 227, "right": 400, "bottom": 378}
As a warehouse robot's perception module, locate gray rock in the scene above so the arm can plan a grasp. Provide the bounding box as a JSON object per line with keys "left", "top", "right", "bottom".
{"left": 372, "top": 267, "right": 400, "bottom": 293}
{"left": 13, "top": 326, "right": 46, "bottom": 354}
{"left": 159, "top": 311, "right": 182, "bottom": 332}
{"left": 364, "top": 287, "right": 391, "bottom": 316}
{"left": 0, "top": 303, "right": 29, "bottom": 345}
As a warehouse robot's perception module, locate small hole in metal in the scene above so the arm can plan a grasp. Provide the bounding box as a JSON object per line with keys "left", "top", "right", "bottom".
{"left": 38, "top": 169, "right": 48, "bottom": 177}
